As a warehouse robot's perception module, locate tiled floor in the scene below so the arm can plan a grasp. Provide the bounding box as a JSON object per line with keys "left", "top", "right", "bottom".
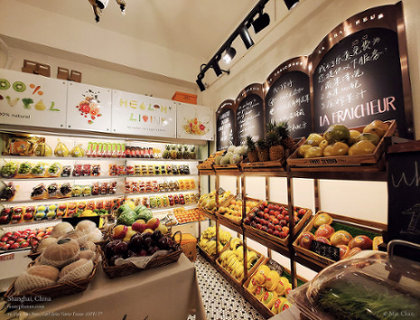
{"left": 195, "top": 254, "right": 265, "bottom": 320}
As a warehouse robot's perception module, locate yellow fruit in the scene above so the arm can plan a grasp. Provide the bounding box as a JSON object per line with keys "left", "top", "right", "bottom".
{"left": 314, "top": 213, "right": 333, "bottom": 228}
{"left": 71, "top": 144, "right": 85, "bottom": 157}
{"left": 349, "top": 130, "right": 361, "bottom": 145}
{"left": 81, "top": 210, "right": 96, "bottom": 217}
{"left": 54, "top": 140, "right": 69, "bottom": 157}
{"left": 319, "top": 139, "right": 328, "bottom": 150}
{"left": 298, "top": 144, "right": 312, "bottom": 157}
{"left": 304, "top": 146, "right": 323, "bottom": 158}
{"left": 323, "top": 142, "right": 349, "bottom": 156}
{"left": 363, "top": 120, "right": 388, "bottom": 138}
{"left": 324, "top": 124, "right": 350, "bottom": 144}
{"left": 348, "top": 140, "right": 376, "bottom": 156}
{"left": 35, "top": 100, "right": 46, "bottom": 111}
{"left": 358, "top": 133, "right": 380, "bottom": 146}
{"left": 156, "top": 224, "right": 168, "bottom": 234}
{"left": 306, "top": 133, "right": 324, "bottom": 146}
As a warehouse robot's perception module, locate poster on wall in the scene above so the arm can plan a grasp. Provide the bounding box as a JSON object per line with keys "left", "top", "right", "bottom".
{"left": 111, "top": 90, "right": 176, "bottom": 138}
{"left": 310, "top": 2, "right": 413, "bottom": 138}
{"left": 0, "top": 69, "right": 67, "bottom": 128}
{"left": 176, "top": 102, "right": 214, "bottom": 140}
{"left": 235, "top": 83, "right": 265, "bottom": 145}
{"left": 66, "top": 82, "right": 112, "bottom": 133}
{"left": 216, "top": 99, "right": 236, "bottom": 150}
{"left": 264, "top": 57, "right": 312, "bottom": 138}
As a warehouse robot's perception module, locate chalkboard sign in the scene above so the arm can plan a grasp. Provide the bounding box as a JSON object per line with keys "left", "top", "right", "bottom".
{"left": 264, "top": 57, "right": 312, "bottom": 138}
{"left": 216, "top": 100, "right": 236, "bottom": 150}
{"left": 387, "top": 141, "right": 420, "bottom": 246}
{"left": 235, "top": 84, "right": 265, "bottom": 145}
{"left": 310, "top": 2, "right": 413, "bottom": 138}
{"left": 310, "top": 240, "right": 340, "bottom": 261}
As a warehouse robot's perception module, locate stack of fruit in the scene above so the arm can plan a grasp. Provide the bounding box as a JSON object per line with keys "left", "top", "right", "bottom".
{"left": 161, "top": 145, "right": 197, "bottom": 160}
{"left": 218, "top": 238, "right": 261, "bottom": 282}
{"left": 173, "top": 208, "right": 206, "bottom": 224}
{"left": 296, "top": 120, "right": 389, "bottom": 158}
{"left": 217, "top": 198, "right": 260, "bottom": 223}
{"left": 198, "top": 190, "right": 232, "bottom": 214}
{"left": 197, "top": 151, "right": 224, "bottom": 170}
{"left": 246, "top": 264, "right": 292, "bottom": 314}
{"left": 214, "top": 146, "right": 248, "bottom": 166}
{"left": 0, "top": 226, "right": 52, "bottom": 251}
{"left": 297, "top": 213, "right": 383, "bottom": 260}
{"left": 244, "top": 202, "right": 308, "bottom": 240}
{"left": 198, "top": 226, "right": 231, "bottom": 256}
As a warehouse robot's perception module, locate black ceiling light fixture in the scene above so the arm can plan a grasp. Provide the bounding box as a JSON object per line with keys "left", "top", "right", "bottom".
{"left": 223, "top": 46, "right": 236, "bottom": 64}
{"left": 195, "top": 0, "right": 270, "bottom": 91}
{"left": 284, "top": 0, "right": 299, "bottom": 10}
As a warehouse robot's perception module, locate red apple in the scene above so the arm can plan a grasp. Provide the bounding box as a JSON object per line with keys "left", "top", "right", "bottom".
{"left": 132, "top": 219, "right": 147, "bottom": 233}
{"left": 4, "top": 232, "right": 12, "bottom": 237}
{"left": 299, "top": 232, "right": 315, "bottom": 249}
{"left": 348, "top": 235, "right": 373, "bottom": 250}
{"left": 337, "top": 245, "right": 350, "bottom": 260}
{"left": 10, "top": 243, "right": 19, "bottom": 250}
{"left": 7, "top": 240, "right": 15, "bottom": 245}
{"left": 1, "top": 236, "right": 8, "bottom": 242}
{"left": 330, "top": 230, "right": 353, "bottom": 246}
{"left": 3, "top": 243, "right": 10, "bottom": 250}
{"left": 112, "top": 225, "right": 128, "bottom": 239}
{"left": 315, "top": 224, "right": 335, "bottom": 239}
{"left": 146, "top": 218, "right": 160, "bottom": 230}
{"left": 20, "top": 241, "right": 29, "bottom": 248}
{"left": 315, "top": 236, "right": 331, "bottom": 245}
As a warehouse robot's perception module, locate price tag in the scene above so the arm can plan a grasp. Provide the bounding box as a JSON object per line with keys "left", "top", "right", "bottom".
{"left": 310, "top": 240, "right": 340, "bottom": 261}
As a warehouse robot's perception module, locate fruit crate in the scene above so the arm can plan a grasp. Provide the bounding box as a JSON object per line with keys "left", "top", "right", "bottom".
{"left": 216, "top": 196, "right": 262, "bottom": 227}
{"left": 198, "top": 190, "right": 234, "bottom": 218}
{"left": 216, "top": 241, "right": 264, "bottom": 288}
{"left": 197, "top": 238, "right": 231, "bottom": 262}
{"left": 293, "top": 211, "right": 387, "bottom": 269}
{"left": 243, "top": 201, "right": 313, "bottom": 248}
{"left": 287, "top": 120, "right": 396, "bottom": 170}
{"left": 213, "top": 163, "right": 242, "bottom": 175}
{"left": 243, "top": 258, "right": 308, "bottom": 317}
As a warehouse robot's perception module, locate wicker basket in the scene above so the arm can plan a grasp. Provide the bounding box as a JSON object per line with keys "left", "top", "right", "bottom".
{"left": 5, "top": 248, "right": 100, "bottom": 302}
{"left": 100, "top": 231, "right": 183, "bottom": 279}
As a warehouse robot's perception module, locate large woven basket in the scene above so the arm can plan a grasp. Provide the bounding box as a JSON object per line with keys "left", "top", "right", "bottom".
{"left": 100, "top": 231, "right": 183, "bottom": 279}
{"left": 5, "top": 248, "right": 100, "bottom": 302}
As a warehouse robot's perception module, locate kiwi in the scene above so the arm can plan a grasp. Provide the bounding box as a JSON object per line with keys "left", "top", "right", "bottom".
{"left": 0, "top": 79, "right": 11, "bottom": 90}
{"left": 12, "top": 81, "right": 26, "bottom": 93}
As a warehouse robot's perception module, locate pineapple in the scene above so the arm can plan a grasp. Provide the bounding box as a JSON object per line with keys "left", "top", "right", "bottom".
{"left": 190, "top": 146, "right": 196, "bottom": 159}
{"left": 277, "top": 122, "right": 294, "bottom": 150}
{"left": 266, "top": 130, "right": 280, "bottom": 148}
{"left": 170, "top": 145, "right": 177, "bottom": 159}
{"left": 176, "top": 145, "right": 182, "bottom": 159}
{"left": 182, "top": 146, "right": 190, "bottom": 159}
{"left": 162, "top": 145, "right": 170, "bottom": 159}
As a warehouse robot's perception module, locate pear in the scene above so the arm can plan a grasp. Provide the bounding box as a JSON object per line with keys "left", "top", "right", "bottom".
{"left": 71, "top": 144, "right": 85, "bottom": 157}
{"left": 54, "top": 140, "right": 69, "bottom": 157}
{"left": 35, "top": 143, "right": 52, "bottom": 157}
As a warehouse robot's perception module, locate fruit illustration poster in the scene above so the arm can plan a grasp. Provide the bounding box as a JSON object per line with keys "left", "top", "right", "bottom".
{"left": 176, "top": 102, "right": 214, "bottom": 140}
{"left": 111, "top": 90, "right": 176, "bottom": 138}
{"left": 66, "top": 82, "right": 112, "bottom": 132}
{"left": 0, "top": 69, "right": 67, "bottom": 128}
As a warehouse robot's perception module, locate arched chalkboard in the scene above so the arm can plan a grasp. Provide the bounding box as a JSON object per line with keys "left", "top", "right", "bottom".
{"left": 216, "top": 99, "right": 236, "bottom": 150}
{"left": 310, "top": 2, "right": 413, "bottom": 138}
{"left": 235, "top": 83, "right": 265, "bottom": 145}
{"left": 264, "top": 57, "right": 312, "bottom": 138}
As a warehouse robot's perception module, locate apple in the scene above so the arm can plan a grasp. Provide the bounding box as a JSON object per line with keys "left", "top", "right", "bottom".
{"left": 298, "top": 209, "right": 306, "bottom": 217}
{"left": 123, "top": 227, "right": 137, "bottom": 242}
{"left": 142, "top": 228, "right": 154, "bottom": 235}
{"left": 344, "top": 247, "right": 362, "bottom": 258}
{"left": 112, "top": 225, "right": 128, "bottom": 239}
{"left": 267, "top": 228, "right": 274, "bottom": 235}
{"left": 337, "top": 245, "right": 350, "bottom": 260}
{"left": 10, "top": 243, "right": 19, "bottom": 250}
{"left": 7, "top": 240, "right": 15, "bottom": 245}
{"left": 330, "top": 230, "right": 353, "bottom": 246}
{"left": 146, "top": 218, "right": 160, "bottom": 230}
{"left": 315, "top": 224, "right": 335, "bottom": 239}
{"left": 132, "top": 219, "right": 147, "bottom": 233}
{"left": 1, "top": 236, "right": 8, "bottom": 242}
{"left": 299, "top": 232, "right": 315, "bottom": 249}
{"left": 348, "top": 235, "right": 373, "bottom": 250}
{"left": 282, "top": 226, "right": 289, "bottom": 234}
{"left": 313, "top": 213, "right": 333, "bottom": 228}
{"left": 20, "top": 241, "right": 29, "bottom": 248}
{"left": 314, "top": 236, "right": 331, "bottom": 245}
{"left": 262, "top": 226, "right": 268, "bottom": 233}
{"left": 273, "top": 231, "right": 281, "bottom": 237}
{"left": 16, "top": 238, "right": 25, "bottom": 244}
{"left": 2, "top": 243, "right": 10, "bottom": 250}
{"left": 4, "top": 232, "right": 12, "bottom": 237}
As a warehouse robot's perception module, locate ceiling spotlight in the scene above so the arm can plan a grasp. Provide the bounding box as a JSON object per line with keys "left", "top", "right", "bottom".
{"left": 212, "top": 61, "right": 222, "bottom": 76}
{"left": 239, "top": 26, "right": 254, "bottom": 49}
{"left": 95, "top": 0, "right": 109, "bottom": 9}
{"left": 252, "top": 12, "right": 270, "bottom": 33}
{"left": 196, "top": 75, "right": 206, "bottom": 91}
{"left": 223, "top": 47, "right": 236, "bottom": 64}
{"left": 284, "top": 0, "right": 299, "bottom": 10}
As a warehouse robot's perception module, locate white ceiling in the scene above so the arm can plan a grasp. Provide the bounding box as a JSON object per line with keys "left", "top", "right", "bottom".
{"left": 16, "top": 0, "right": 258, "bottom": 60}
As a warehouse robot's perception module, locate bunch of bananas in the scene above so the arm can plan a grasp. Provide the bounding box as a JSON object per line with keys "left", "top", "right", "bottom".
{"left": 219, "top": 238, "right": 260, "bottom": 281}
{"left": 198, "top": 190, "right": 233, "bottom": 213}
{"left": 199, "top": 226, "right": 232, "bottom": 256}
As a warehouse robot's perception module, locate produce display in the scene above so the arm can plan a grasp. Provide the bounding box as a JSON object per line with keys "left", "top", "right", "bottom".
{"left": 244, "top": 201, "right": 309, "bottom": 240}
{"left": 197, "top": 151, "right": 224, "bottom": 170}
{"left": 246, "top": 263, "right": 292, "bottom": 315}
{"left": 125, "top": 178, "right": 196, "bottom": 194}
{"left": 173, "top": 208, "right": 206, "bottom": 224}
{"left": 3, "top": 135, "right": 45, "bottom": 156}
{"left": 112, "top": 164, "right": 191, "bottom": 176}
{"left": 218, "top": 238, "right": 261, "bottom": 281}
{"left": 161, "top": 144, "right": 197, "bottom": 159}
{"left": 127, "top": 193, "right": 199, "bottom": 209}
{"left": 296, "top": 120, "right": 389, "bottom": 158}
{"left": 0, "top": 226, "right": 53, "bottom": 251}
{"left": 0, "top": 182, "right": 16, "bottom": 201}
{"left": 0, "top": 199, "right": 121, "bottom": 224}
{"left": 12, "top": 221, "right": 101, "bottom": 294}
{"left": 296, "top": 213, "right": 383, "bottom": 260}
{"left": 198, "top": 226, "right": 231, "bottom": 256}
{"left": 217, "top": 198, "right": 260, "bottom": 223}
{"left": 198, "top": 190, "right": 233, "bottom": 214}
{"left": 246, "top": 122, "right": 295, "bottom": 163}
{"left": 214, "top": 145, "right": 248, "bottom": 166}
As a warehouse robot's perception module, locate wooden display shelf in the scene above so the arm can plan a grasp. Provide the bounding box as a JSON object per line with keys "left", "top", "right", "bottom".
{"left": 198, "top": 168, "right": 215, "bottom": 175}
{"left": 289, "top": 169, "right": 387, "bottom": 181}
{"left": 293, "top": 211, "right": 387, "bottom": 269}
{"left": 197, "top": 208, "right": 217, "bottom": 221}
{"left": 217, "top": 214, "right": 243, "bottom": 234}
{"left": 197, "top": 244, "right": 218, "bottom": 262}
{"left": 287, "top": 120, "right": 395, "bottom": 169}
{"left": 243, "top": 227, "right": 290, "bottom": 258}
{"left": 241, "top": 160, "right": 286, "bottom": 173}
{"left": 213, "top": 164, "right": 242, "bottom": 175}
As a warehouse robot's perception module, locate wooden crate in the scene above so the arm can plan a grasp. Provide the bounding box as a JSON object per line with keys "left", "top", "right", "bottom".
{"left": 293, "top": 211, "right": 387, "bottom": 269}
{"left": 216, "top": 196, "right": 262, "bottom": 227}
{"left": 213, "top": 163, "right": 242, "bottom": 175}
{"left": 242, "top": 258, "right": 308, "bottom": 317}
{"left": 244, "top": 201, "right": 313, "bottom": 248}
{"left": 216, "top": 242, "right": 264, "bottom": 288}
{"left": 287, "top": 120, "right": 396, "bottom": 168}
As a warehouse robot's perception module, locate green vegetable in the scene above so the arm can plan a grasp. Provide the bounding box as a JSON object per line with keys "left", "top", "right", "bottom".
{"left": 22, "top": 98, "right": 34, "bottom": 109}
{"left": 135, "top": 205, "right": 153, "bottom": 222}
{"left": 1, "top": 161, "right": 18, "bottom": 178}
{"left": 18, "top": 162, "right": 32, "bottom": 175}
{"left": 117, "top": 203, "right": 134, "bottom": 216}
{"left": 117, "top": 209, "right": 137, "bottom": 226}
